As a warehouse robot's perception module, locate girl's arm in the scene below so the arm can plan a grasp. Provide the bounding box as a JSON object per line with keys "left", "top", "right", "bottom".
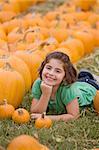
{"left": 31, "top": 99, "right": 80, "bottom": 122}
{"left": 30, "top": 96, "right": 50, "bottom": 113}
{"left": 48, "top": 99, "right": 80, "bottom": 121}
{"left": 30, "top": 81, "right": 53, "bottom": 113}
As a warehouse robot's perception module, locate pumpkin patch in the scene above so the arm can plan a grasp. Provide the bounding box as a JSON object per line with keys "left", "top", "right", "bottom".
{"left": 0, "top": 0, "right": 98, "bottom": 149}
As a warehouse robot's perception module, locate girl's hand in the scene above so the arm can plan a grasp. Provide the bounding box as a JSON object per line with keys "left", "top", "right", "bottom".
{"left": 41, "top": 81, "right": 53, "bottom": 96}
{"left": 31, "top": 113, "right": 41, "bottom": 120}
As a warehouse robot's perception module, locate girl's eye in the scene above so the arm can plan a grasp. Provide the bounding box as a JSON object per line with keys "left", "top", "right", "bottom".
{"left": 46, "top": 66, "right": 51, "bottom": 70}
{"left": 55, "top": 70, "right": 61, "bottom": 73}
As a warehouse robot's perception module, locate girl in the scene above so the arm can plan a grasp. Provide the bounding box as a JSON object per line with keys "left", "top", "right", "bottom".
{"left": 30, "top": 51, "right": 97, "bottom": 122}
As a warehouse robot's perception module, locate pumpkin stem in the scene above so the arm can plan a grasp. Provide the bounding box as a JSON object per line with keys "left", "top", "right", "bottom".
{"left": 3, "top": 62, "right": 14, "bottom": 71}
{"left": 41, "top": 112, "right": 46, "bottom": 119}
{"left": 18, "top": 109, "right": 24, "bottom": 115}
{"left": 0, "top": 54, "right": 9, "bottom": 59}
{"left": 0, "top": 99, "right": 7, "bottom": 105}
{"left": 3, "top": 99, "right": 7, "bottom": 105}
{"left": 23, "top": 30, "right": 35, "bottom": 41}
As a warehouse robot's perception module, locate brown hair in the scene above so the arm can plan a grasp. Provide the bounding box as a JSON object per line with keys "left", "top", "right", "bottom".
{"left": 38, "top": 51, "right": 77, "bottom": 85}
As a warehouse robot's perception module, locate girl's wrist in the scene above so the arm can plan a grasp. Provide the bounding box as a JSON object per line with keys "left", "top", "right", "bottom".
{"left": 41, "top": 93, "right": 51, "bottom": 101}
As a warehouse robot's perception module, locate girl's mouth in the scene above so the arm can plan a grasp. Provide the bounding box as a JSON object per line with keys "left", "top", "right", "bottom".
{"left": 45, "top": 75, "right": 56, "bottom": 81}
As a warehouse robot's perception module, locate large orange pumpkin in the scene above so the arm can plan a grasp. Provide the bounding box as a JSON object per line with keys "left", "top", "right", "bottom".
{"left": 14, "top": 50, "right": 43, "bottom": 83}
{"left": 59, "top": 37, "right": 85, "bottom": 63}
{"left": 0, "top": 63, "right": 25, "bottom": 108}
{"left": 7, "top": 134, "right": 49, "bottom": 150}
{"left": 0, "top": 54, "right": 32, "bottom": 92}
{"left": 72, "top": 30, "right": 95, "bottom": 54}
{"left": 54, "top": 47, "right": 77, "bottom": 63}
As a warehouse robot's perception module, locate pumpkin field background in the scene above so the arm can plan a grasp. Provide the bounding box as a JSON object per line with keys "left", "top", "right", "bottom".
{"left": 0, "top": 0, "right": 99, "bottom": 149}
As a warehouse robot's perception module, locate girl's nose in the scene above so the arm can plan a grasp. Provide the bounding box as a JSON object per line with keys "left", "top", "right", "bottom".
{"left": 49, "top": 69, "right": 55, "bottom": 75}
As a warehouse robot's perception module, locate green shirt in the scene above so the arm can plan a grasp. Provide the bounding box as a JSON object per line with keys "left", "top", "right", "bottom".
{"left": 31, "top": 78, "right": 97, "bottom": 114}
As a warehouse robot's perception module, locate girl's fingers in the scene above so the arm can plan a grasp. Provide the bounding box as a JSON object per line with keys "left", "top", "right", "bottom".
{"left": 30, "top": 114, "right": 37, "bottom": 119}
{"left": 30, "top": 113, "right": 41, "bottom": 119}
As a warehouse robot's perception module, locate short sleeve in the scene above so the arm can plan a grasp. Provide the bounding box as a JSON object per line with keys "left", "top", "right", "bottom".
{"left": 61, "top": 84, "right": 80, "bottom": 105}
{"left": 31, "top": 78, "right": 42, "bottom": 100}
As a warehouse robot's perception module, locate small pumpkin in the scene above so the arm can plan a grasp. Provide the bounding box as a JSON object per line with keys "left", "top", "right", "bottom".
{"left": 35, "top": 112, "right": 52, "bottom": 128}
{"left": 0, "top": 99, "right": 15, "bottom": 119}
{"left": 93, "top": 90, "right": 99, "bottom": 113}
{"left": 7, "top": 134, "right": 49, "bottom": 150}
{"left": 12, "top": 108, "right": 30, "bottom": 124}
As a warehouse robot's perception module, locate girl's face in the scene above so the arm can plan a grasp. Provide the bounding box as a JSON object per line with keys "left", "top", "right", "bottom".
{"left": 42, "top": 58, "right": 65, "bottom": 86}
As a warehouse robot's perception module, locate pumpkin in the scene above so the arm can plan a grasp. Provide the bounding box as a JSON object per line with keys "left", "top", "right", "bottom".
{"left": 72, "top": 30, "right": 95, "bottom": 54}
{"left": 49, "top": 28, "right": 68, "bottom": 43}
{"left": 22, "top": 15, "right": 46, "bottom": 30}
{"left": 35, "top": 112, "right": 52, "bottom": 128}
{"left": 0, "top": 54, "right": 32, "bottom": 92}
{"left": 14, "top": 50, "right": 43, "bottom": 83}
{"left": 2, "top": 18, "right": 22, "bottom": 34}
{"left": 0, "top": 99, "right": 15, "bottom": 119}
{"left": 12, "top": 108, "right": 30, "bottom": 124}
{"left": 0, "top": 25, "right": 7, "bottom": 41}
{"left": 0, "top": 39, "right": 9, "bottom": 51}
{"left": 44, "top": 11, "right": 59, "bottom": 21}
{"left": 7, "top": 134, "right": 49, "bottom": 150}
{"left": 54, "top": 47, "right": 75, "bottom": 63}
{"left": 7, "top": 27, "right": 24, "bottom": 44}
{"left": 59, "top": 37, "right": 85, "bottom": 63}
{"left": 0, "top": 63, "right": 25, "bottom": 108}
{"left": 93, "top": 90, "right": 99, "bottom": 113}
{"left": 2, "top": 2, "right": 20, "bottom": 14}
{"left": 73, "top": 0, "right": 96, "bottom": 11}
{"left": 24, "top": 29, "right": 44, "bottom": 43}
{"left": 0, "top": 10, "right": 17, "bottom": 23}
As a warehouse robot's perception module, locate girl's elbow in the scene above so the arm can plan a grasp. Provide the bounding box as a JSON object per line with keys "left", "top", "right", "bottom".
{"left": 72, "top": 112, "right": 80, "bottom": 120}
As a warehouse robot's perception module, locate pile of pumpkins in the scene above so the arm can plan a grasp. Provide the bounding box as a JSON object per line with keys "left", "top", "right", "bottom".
{"left": 0, "top": 99, "right": 52, "bottom": 128}
{"left": 0, "top": 0, "right": 46, "bottom": 20}
{"left": 0, "top": 100, "right": 52, "bottom": 149}
{"left": 0, "top": 0, "right": 98, "bottom": 112}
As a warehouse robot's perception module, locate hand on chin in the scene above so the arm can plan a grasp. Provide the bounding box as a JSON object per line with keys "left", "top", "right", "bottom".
{"left": 43, "top": 79, "right": 54, "bottom": 86}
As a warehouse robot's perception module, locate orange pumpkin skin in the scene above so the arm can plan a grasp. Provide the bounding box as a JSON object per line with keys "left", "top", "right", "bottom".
{"left": 7, "top": 134, "right": 49, "bottom": 150}
{"left": 72, "top": 30, "right": 95, "bottom": 55}
{"left": 14, "top": 50, "right": 43, "bottom": 83}
{"left": 0, "top": 55, "right": 32, "bottom": 93}
{"left": 0, "top": 63, "right": 25, "bottom": 108}
{"left": 0, "top": 100, "right": 15, "bottom": 119}
{"left": 12, "top": 108, "right": 30, "bottom": 124}
{"left": 35, "top": 113, "right": 52, "bottom": 128}
{"left": 73, "top": 0, "right": 96, "bottom": 11}
{"left": 93, "top": 90, "right": 99, "bottom": 113}
{"left": 59, "top": 38, "right": 85, "bottom": 63}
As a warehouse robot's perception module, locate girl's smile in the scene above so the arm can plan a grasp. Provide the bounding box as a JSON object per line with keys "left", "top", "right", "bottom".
{"left": 42, "top": 58, "right": 65, "bottom": 86}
